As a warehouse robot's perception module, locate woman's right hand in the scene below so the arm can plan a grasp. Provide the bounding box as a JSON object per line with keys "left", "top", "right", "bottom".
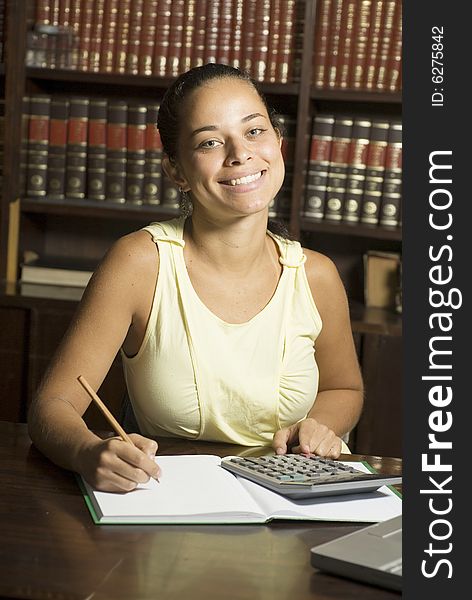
{"left": 78, "top": 433, "right": 161, "bottom": 492}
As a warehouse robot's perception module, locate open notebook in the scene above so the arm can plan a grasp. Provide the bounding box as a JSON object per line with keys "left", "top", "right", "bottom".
{"left": 79, "top": 455, "right": 402, "bottom": 525}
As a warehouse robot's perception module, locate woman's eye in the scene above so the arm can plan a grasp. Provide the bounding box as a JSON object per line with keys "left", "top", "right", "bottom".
{"left": 248, "top": 128, "right": 265, "bottom": 137}
{"left": 198, "top": 139, "right": 221, "bottom": 149}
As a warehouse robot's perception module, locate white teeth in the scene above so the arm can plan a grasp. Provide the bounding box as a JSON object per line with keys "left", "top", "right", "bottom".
{"left": 227, "top": 171, "right": 262, "bottom": 186}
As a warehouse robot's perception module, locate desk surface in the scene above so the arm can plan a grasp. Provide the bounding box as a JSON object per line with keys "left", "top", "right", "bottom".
{"left": 0, "top": 421, "right": 402, "bottom": 600}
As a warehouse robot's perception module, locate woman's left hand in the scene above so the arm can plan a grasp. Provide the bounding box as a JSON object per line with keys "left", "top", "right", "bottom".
{"left": 272, "top": 417, "right": 343, "bottom": 459}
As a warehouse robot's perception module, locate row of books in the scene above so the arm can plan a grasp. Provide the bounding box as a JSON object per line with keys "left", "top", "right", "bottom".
{"left": 27, "top": 0, "right": 305, "bottom": 83}
{"left": 21, "top": 94, "right": 296, "bottom": 218}
{"left": 313, "top": 0, "right": 402, "bottom": 92}
{"left": 302, "top": 114, "right": 402, "bottom": 229}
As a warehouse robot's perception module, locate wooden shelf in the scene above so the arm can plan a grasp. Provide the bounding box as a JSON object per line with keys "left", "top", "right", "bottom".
{"left": 25, "top": 67, "right": 300, "bottom": 96}
{"left": 300, "top": 217, "right": 402, "bottom": 241}
{"left": 21, "top": 197, "right": 180, "bottom": 221}
{"left": 311, "top": 87, "right": 401, "bottom": 104}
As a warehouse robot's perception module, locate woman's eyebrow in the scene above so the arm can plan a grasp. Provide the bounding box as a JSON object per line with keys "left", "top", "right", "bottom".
{"left": 190, "top": 113, "right": 267, "bottom": 137}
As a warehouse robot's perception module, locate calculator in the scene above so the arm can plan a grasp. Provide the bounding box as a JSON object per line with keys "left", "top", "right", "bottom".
{"left": 220, "top": 454, "right": 402, "bottom": 499}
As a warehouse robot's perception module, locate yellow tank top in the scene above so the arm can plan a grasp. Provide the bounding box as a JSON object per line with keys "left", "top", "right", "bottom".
{"left": 121, "top": 217, "right": 323, "bottom": 446}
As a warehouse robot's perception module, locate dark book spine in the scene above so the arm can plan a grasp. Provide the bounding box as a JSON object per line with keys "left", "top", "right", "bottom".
{"left": 77, "top": 0, "right": 93, "bottom": 71}
{"left": 20, "top": 97, "right": 30, "bottom": 197}
{"left": 363, "top": 0, "right": 385, "bottom": 90}
{"left": 191, "top": 0, "right": 207, "bottom": 68}
{"left": 87, "top": 0, "right": 105, "bottom": 72}
{"left": 166, "top": 0, "right": 185, "bottom": 77}
{"left": 65, "top": 97, "right": 89, "bottom": 199}
{"left": 47, "top": 98, "right": 69, "bottom": 200}
{"left": 386, "top": 0, "right": 402, "bottom": 91}
{"left": 266, "top": 0, "right": 282, "bottom": 83}
{"left": 87, "top": 98, "right": 108, "bottom": 201}
{"left": 240, "top": 0, "right": 257, "bottom": 75}
{"left": 153, "top": 0, "right": 171, "bottom": 76}
{"left": 98, "top": 0, "right": 119, "bottom": 73}
{"left": 203, "top": 0, "right": 220, "bottom": 65}
{"left": 349, "top": 0, "right": 372, "bottom": 89}
{"left": 114, "top": 0, "right": 131, "bottom": 73}
{"left": 379, "top": 121, "right": 402, "bottom": 228}
{"left": 253, "top": 0, "right": 271, "bottom": 82}
{"left": 126, "top": 104, "right": 147, "bottom": 205}
{"left": 180, "top": 0, "right": 196, "bottom": 72}
{"left": 360, "top": 120, "right": 390, "bottom": 225}
{"left": 68, "top": 0, "right": 83, "bottom": 69}
{"left": 291, "top": 0, "right": 306, "bottom": 82}
{"left": 303, "top": 114, "right": 334, "bottom": 220}
{"left": 342, "top": 118, "right": 371, "bottom": 224}
{"left": 312, "top": 0, "right": 332, "bottom": 88}
{"left": 276, "top": 0, "right": 295, "bottom": 83}
{"left": 106, "top": 101, "right": 128, "bottom": 203}
{"left": 125, "top": 0, "right": 144, "bottom": 75}
{"left": 325, "top": 0, "right": 344, "bottom": 88}
{"left": 374, "top": 0, "right": 396, "bottom": 91}
{"left": 272, "top": 115, "right": 296, "bottom": 218}
{"left": 215, "top": 0, "right": 233, "bottom": 66}
{"left": 143, "top": 104, "right": 163, "bottom": 205}
{"left": 324, "top": 116, "right": 353, "bottom": 221}
{"left": 335, "top": 0, "right": 357, "bottom": 88}
{"left": 138, "top": 0, "right": 158, "bottom": 76}
{"left": 26, "top": 95, "right": 51, "bottom": 198}
{"left": 161, "top": 176, "right": 180, "bottom": 210}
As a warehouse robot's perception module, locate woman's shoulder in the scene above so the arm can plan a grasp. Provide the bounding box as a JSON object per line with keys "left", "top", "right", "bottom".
{"left": 302, "top": 247, "right": 340, "bottom": 284}
{"left": 302, "top": 247, "right": 347, "bottom": 313}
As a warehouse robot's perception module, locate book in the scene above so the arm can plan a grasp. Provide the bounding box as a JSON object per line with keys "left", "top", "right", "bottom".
{"left": 386, "top": 0, "right": 402, "bottom": 91}
{"left": 379, "top": 121, "right": 402, "bottom": 228}
{"left": 342, "top": 118, "right": 371, "bottom": 224}
{"left": 364, "top": 250, "right": 401, "bottom": 310}
{"left": 105, "top": 101, "right": 128, "bottom": 203}
{"left": 276, "top": 0, "right": 295, "bottom": 83}
{"left": 203, "top": 0, "right": 220, "bottom": 66}
{"left": 312, "top": 0, "right": 332, "bottom": 88}
{"left": 143, "top": 103, "right": 162, "bottom": 205}
{"left": 166, "top": 0, "right": 185, "bottom": 77}
{"left": 363, "top": 0, "right": 385, "bottom": 90}
{"left": 374, "top": 0, "right": 397, "bottom": 91}
{"left": 87, "top": 0, "right": 105, "bottom": 72}
{"left": 348, "top": 0, "right": 372, "bottom": 89}
{"left": 215, "top": 0, "right": 233, "bottom": 66}
{"left": 153, "top": 0, "right": 171, "bottom": 76}
{"left": 266, "top": 0, "right": 281, "bottom": 82}
{"left": 126, "top": 104, "right": 147, "bottom": 205}
{"left": 77, "top": 0, "right": 93, "bottom": 71}
{"left": 360, "top": 120, "right": 389, "bottom": 226}
{"left": 26, "top": 94, "right": 51, "bottom": 198}
{"left": 21, "top": 255, "right": 95, "bottom": 288}
{"left": 65, "top": 97, "right": 89, "bottom": 200}
{"left": 335, "top": 0, "right": 357, "bottom": 88}
{"left": 324, "top": 116, "right": 353, "bottom": 221}
{"left": 114, "top": 0, "right": 131, "bottom": 73}
{"left": 80, "top": 454, "right": 402, "bottom": 525}
{"left": 87, "top": 98, "right": 108, "bottom": 201}
{"left": 191, "top": 0, "right": 207, "bottom": 68}
{"left": 240, "top": 0, "right": 257, "bottom": 75}
{"left": 98, "top": 0, "right": 119, "bottom": 73}
{"left": 138, "top": 0, "right": 157, "bottom": 76}
{"left": 228, "top": 0, "right": 244, "bottom": 69}
{"left": 47, "top": 98, "right": 69, "bottom": 200}
{"left": 180, "top": 0, "right": 196, "bottom": 72}
{"left": 125, "top": 0, "right": 144, "bottom": 74}
{"left": 303, "top": 114, "right": 334, "bottom": 220}
{"left": 252, "top": 0, "right": 271, "bottom": 82}
{"left": 325, "top": 0, "right": 344, "bottom": 88}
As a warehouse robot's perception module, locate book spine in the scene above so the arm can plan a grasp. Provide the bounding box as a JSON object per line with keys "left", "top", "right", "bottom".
{"left": 191, "top": 0, "right": 207, "bottom": 68}
{"left": 303, "top": 114, "right": 334, "bottom": 220}
{"left": 363, "top": 0, "right": 385, "bottom": 90}
{"left": 114, "top": 0, "right": 131, "bottom": 73}
{"left": 342, "top": 118, "right": 371, "bottom": 224}
{"left": 203, "top": 0, "right": 220, "bottom": 65}
{"left": 360, "top": 120, "right": 390, "bottom": 225}
{"left": 161, "top": 175, "right": 180, "bottom": 210}
{"left": 143, "top": 104, "right": 163, "bottom": 205}
{"left": 276, "top": 0, "right": 295, "bottom": 83}
{"left": 379, "top": 121, "right": 402, "bottom": 228}
{"left": 68, "top": 0, "right": 83, "bottom": 69}
{"left": 126, "top": 104, "right": 147, "bottom": 205}
{"left": 77, "top": 0, "right": 94, "bottom": 71}
{"left": 138, "top": 0, "right": 158, "bottom": 76}
{"left": 228, "top": 0, "right": 243, "bottom": 69}
{"left": 26, "top": 95, "right": 51, "bottom": 198}
{"left": 240, "top": 0, "right": 257, "bottom": 75}
{"left": 324, "top": 116, "right": 353, "bottom": 221}
{"left": 87, "top": 0, "right": 105, "bottom": 72}
{"left": 266, "top": 0, "right": 281, "bottom": 82}
{"left": 87, "top": 98, "right": 108, "bottom": 201}
{"left": 98, "top": 0, "right": 119, "bottom": 73}
{"left": 153, "top": 0, "right": 171, "bottom": 76}
{"left": 252, "top": 0, "right": 271, "bottom": 82}
{"left": 291, "top": 0, "right": 306, "bottom": 82}
{"left": 374, "top": 0, "right": 396, "bottom": 91}
{"left": 325, "top": 0, "right": 344, "bottom": 88}
{"left": 20, "top": 97, "right": 31, "bottom": 197}
{"left": 106, "top": 101, "right": 128, "bottom": 203}
{"left": 272, "top": 115, "right": 296, "bottom": 218}
{"left": 335, "top": 0, "right": 357, "bottom": 88}
{"left": 312, "top": 0, "right": 332, "bottom": 88}
{"left": 348, "top": 0, "right": 372, "bottom": 89}
{"left": 180, "top": 0, "right": 196, "bottom": 72}
{"left": 215, "top": 0, "right": 233, "bottom": 66}
{"left": 47, "top": 98, "right": 69, "bottom": 200}
{"left": 166, "top": 0, "right": 185, "bottom": 77}
{"left": 65, "top": 97, "right": 89, "bottom": 199}
{"left": 125, "top": 0, "right": 144, "bottom": 75}
{"left": 386, "top": 0, "right": 402, "bottom": 91}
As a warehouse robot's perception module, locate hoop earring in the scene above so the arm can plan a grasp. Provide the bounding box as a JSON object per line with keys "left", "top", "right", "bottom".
{"left": 178, "top": 187, "right": 193, "bottom": 217}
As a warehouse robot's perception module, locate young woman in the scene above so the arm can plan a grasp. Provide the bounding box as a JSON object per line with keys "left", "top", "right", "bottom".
{"left": 28, "top": 64, "right": 363, "bottom": 492}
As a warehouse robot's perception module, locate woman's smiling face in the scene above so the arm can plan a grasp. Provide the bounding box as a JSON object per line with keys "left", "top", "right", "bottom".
{"left": 170, "top": 77, "right": 285, "bottom": 219}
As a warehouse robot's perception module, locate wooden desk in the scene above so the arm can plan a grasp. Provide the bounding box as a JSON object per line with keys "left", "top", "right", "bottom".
{"left": 0, "top": 422, "right": 402, "bottom": 599}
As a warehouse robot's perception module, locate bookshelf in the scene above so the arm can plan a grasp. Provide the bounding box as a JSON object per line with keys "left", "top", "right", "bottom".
{"left": 0, "top": 0, "right": 402, "bottom": 457}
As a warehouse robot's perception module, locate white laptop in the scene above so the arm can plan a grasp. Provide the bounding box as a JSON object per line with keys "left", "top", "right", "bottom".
{"left": 310, "top": 515, "right": 402, "bottom": 592}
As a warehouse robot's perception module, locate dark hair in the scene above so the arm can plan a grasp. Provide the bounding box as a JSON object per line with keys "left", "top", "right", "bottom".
{"left": 157, "top": 63, "right": 291, "bottom": 239}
